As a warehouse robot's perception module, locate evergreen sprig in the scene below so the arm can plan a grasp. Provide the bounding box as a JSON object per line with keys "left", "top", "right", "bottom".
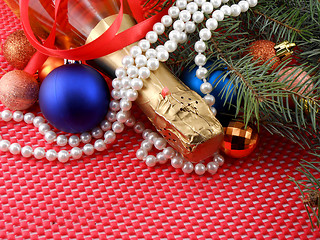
{"left": 289, "top": 158, "right": 320, "bottom": 230}
{"left": 151, "top": 0, "right": 320, "bottom": 228}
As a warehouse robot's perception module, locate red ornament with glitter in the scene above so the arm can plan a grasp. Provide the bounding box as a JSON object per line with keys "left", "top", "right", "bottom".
{"left": 2, "top": 30, "right": 36, "bottom": 69}
{"left": 247, "top": 40, "right": 296, "bottom": 70}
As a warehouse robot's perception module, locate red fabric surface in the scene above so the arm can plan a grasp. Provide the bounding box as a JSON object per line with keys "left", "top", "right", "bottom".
{"left": 0, "top": 1, "right": 320, "bottom": 239}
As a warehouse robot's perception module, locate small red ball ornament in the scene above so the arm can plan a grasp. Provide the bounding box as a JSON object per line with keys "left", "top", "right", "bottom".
{"left": 220, "top": 121, "right": 259, "bottom": 158}
{"left": 0, "top": 70, "right": 39, "bottom": 110}
{"left": 247, "top": 40, "right": 296, "bottom": 71}
{"left": 247, "top": 40, "right": 281, "bottom": 70}
{"left": 2, "top": 30, "right": 37, "bottom": 69}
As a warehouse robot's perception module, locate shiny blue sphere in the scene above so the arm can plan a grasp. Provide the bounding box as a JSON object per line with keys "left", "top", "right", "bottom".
{"left": 39, "top": 64, "right": 110, "bottom": 133}
{"left": 181, "top": 65, "right": 237, "bottom": 113}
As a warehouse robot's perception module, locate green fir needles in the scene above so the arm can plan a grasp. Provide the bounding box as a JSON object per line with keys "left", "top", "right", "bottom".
{"left": 153, "top": 0, "right": 320, "bottom": 228}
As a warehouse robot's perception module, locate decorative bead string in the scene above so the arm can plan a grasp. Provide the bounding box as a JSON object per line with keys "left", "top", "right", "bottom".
{"left": 0, "top": 0, "right": 258, "bottom": 175}
{"left": 0, "top": 109, "right": 146, "bottom": 162}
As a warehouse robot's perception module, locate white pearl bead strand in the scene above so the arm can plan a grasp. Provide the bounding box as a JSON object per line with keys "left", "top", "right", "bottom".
{"left": 0, "top": 109, "right": 144, "bottom": 163}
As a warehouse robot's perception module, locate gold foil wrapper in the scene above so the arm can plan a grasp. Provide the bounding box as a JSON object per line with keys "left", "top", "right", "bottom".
{"left": 86, "top": 15, "right": 137, "bottom": 77}
{"left": 86, "top": 15, "right": 224, "bottom": 162}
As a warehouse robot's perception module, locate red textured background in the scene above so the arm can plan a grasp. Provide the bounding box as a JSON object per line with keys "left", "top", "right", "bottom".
{"left": 0, "top": 0, "right": 320, "bottom": 239}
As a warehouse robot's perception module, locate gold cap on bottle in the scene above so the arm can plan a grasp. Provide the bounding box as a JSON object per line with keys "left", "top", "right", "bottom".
{"left": 87, "top": 15, "right": 224, "bottom": 162}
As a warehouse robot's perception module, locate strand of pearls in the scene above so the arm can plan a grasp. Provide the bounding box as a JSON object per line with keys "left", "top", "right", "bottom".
{"left": 109, "top": 0, "right": 258, "bottom": 175}
{"left": 0, "top": 0, "right": 258, "bottom": 175}
{"left": 0, "top": 108, "right": 145, "bottom": 163}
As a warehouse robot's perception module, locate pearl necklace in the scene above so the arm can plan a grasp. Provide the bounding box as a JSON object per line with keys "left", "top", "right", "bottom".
{"left": 0, "top": 0, "right": 258, "bottom": 175}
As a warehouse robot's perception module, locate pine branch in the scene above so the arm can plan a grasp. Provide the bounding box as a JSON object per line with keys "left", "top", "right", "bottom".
{"left": 253, "top": 9, "right": 302, "bottom": 35}
{"left": 153, "top": 0, "right": 320, "bottom": 230}
{"left": 162, "top": 5, "right": 320, "bottom": 144}
{"left": 248, "top": 0, "right": 319, "bottom": 42}
{"left": 142, "top": 0, "right": 173, "bottom": 18}
{"left": 290, "top": 158, "right": 320, "bottom": 230}
{"left": 298, "top": 39, "right": 320, "bottom": 69}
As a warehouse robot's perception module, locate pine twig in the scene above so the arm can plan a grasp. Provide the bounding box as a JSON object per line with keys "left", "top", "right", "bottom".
{"left": 253, "top": 10, "right": 302, "bottom": 34}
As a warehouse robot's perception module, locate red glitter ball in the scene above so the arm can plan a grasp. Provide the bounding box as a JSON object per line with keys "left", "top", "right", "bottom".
{"left": 2, "top": 30, "right": 36, "bottom": 70}
{"left": 247, "top": 40, "right": 281, "bottom": 70}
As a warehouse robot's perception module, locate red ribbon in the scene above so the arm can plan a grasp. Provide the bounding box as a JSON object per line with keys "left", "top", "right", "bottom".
{"left": 20, "top": 0, "right": 169, "bottom": 74}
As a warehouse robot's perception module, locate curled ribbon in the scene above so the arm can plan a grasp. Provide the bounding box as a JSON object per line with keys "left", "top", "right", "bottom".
{"left": 20, "top": 0, "right": 169, "bottom": 74}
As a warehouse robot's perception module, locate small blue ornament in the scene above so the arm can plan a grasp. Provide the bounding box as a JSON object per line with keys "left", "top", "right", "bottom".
{"left": 39, "top": 64, "right": 110, "bottom": 133}
{"left": 180, "top": 64, "right": 237, "bottom": 113}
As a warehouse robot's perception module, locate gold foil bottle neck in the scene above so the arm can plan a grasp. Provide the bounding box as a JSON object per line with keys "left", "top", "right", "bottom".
{"left": 86, "top": 14, "right": 137, "bottom": 78}
{"left": 86, "top": 15, "right": 224, "bottom": 163}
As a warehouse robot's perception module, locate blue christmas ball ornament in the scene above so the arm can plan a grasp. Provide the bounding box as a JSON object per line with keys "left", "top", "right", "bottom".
{"left": 39, "top": 64, "right": 110, "bottom": 133}
{"left": 181, "top": 64, "right": 237, "bottom": 113}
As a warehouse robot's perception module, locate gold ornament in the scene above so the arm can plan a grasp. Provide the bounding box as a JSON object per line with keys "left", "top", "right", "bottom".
{"left": 220, "top": 121, "right": 259, "bottom": 158}
{"left": 38, "top": 57, "right": 65, "bottom": 82}
{"left": 275, "top": 41, "right": 296, "bottom": 61}
{"left": 300, "top": 98, "right": 318, "bottom": 114}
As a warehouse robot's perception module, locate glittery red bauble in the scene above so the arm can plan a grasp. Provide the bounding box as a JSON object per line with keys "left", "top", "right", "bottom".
{"left": 220, "top": 121, "right": 259, "bottom": 158}
{"left": 2, "top": 30, "right": 36, "bottom": 69}
{"left": 0, "top": 70, "right": 39, "bottom": 110}
{"left": 277, "top": 67, "right": 313, "bottom": 94}
{"left": 247, "top": 40, "right": 281, "bottom": 70}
